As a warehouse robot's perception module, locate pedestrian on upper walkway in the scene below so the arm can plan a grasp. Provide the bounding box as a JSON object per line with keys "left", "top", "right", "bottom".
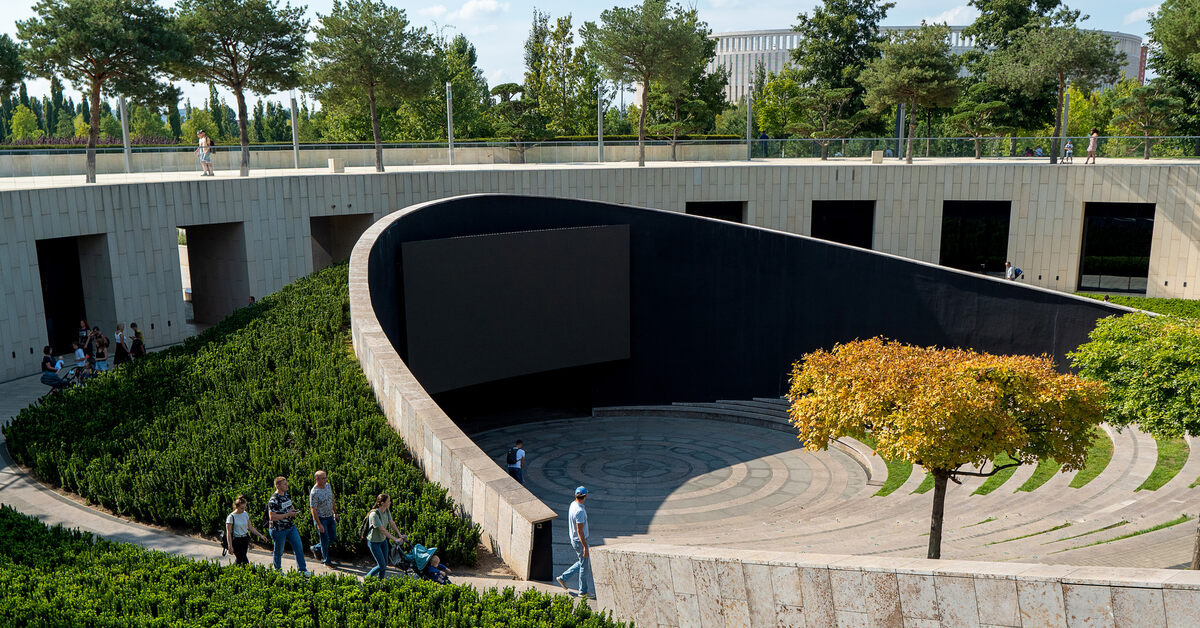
{"left": 556, "top": 486, "right": 592, "bottom": 598}
{"left": 113, "top": 324, "right": 130, "bottom": 366}
{"left": 196, "top": 130, "right": 214, "bottom": 177}
{"left": 225, "top": 494, "right": 268, "bottom": 565}
{"left": 309, "top": 470, "right": 337, "bottom": 566}
{"left": 1086, "top": 128, "right": 1100, "bottom": 164}
{"left": 267, "top": 476, "right": 308, "bottom": 574}
{"left": 506, "top": 440, "right": 525, "bottom": 484}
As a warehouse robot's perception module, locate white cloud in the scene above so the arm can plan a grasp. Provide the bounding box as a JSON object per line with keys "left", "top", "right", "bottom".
{"left": 418, "top": 5, "right": 448, "bottom": 19}
{"left": 1123, "top": 4, "right": 1159, "bottom": 25}
{"left": 449, "top": 0, "right": 510, "bottom": 22}
{"left": 926, "top": 5, "right": 979, "bottom": 25}
{"left": 709, "top": 0, "right": 744, "bottom": 8}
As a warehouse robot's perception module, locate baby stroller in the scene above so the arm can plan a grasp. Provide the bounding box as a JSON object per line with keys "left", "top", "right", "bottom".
{"left": 390, "top": 542, "right": 451, "bottom": 584}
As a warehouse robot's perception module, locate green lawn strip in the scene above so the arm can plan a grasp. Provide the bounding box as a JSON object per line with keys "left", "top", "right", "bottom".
{"left": 913, "top": 472, "right": 934, "bottom": 494}
{"left": 1069, "top": 427, "right": 1114, "bottom": 489}
{"left": 985, "top": 522, "right": 1072, "bottom": 545}
{"left": 1075, "top": 294, "right": 1200, "bottom": 319}
{"left": 1017, "top": 459, "right": 1063, "bottom": 492}
{"left": 966, "top": 517, "right": 997, "bottom": 527}
{"left": 1136, "top": 437, "right": 1189, "bottom": 491}
{"left": 973, "top": 453, "right": 1019, "bottom": 495}
{"left": 1052, "top": 514, "right": 1194, "bottom": 553}
{"left": 858, "top": 434, "right": 913, "bottom": 497}
{"left": 0, "top": 506, "right": 621, "bottom": 627}
{"left": 1043, "top": 521, "right": 1129, "bottom": 544}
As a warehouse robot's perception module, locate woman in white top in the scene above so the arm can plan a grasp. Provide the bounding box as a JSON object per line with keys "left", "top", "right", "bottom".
{"left": 225, "top": 494, "right": 268, "bottom": 565}
{"left": 113, "top": 324, "right": 131, "bottom": 366}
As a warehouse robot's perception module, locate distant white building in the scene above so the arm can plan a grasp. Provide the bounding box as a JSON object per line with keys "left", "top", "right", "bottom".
{"left": 708, "top": 26, "right": 1145, "bottom": 102}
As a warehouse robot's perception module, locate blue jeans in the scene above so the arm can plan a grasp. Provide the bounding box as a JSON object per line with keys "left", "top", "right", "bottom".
{"left": 366, "top": 540, "right": 389, "bottom": 578}
{"left": 559, "top": 540, "right": 590, "bottom": 595}
{"left": 313, "top": 516, "right": 335, "bottom": 563}
{"left": 271, "top": 526, "right": 307, "bottom": 572}
{"left": 507, "top": 466, "right": 523, "bottom": 484}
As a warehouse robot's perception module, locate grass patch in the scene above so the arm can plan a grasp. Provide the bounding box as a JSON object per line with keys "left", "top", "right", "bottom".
{"left": 986, "top": 522, "right": 1072, "bottom": 545}
{"left": 859, "top": 433, "right": 914, "bottom": 497}
{"left": 966, "top": 517, "right": 997, "bottom": 527}
{"left": 1070, "top": 426, "right": 1114, "bottom": 489}
{"left": 913, "top": 472, "right": 934, "bottom": 494}
{"left": 1054, "top": 514, "right": 1194, "bottom": 553}
{"left": 1136, "top": 437, "right": 1189, "bottom": 491}
{"left": 1047, "top": 520, "right": 1129, "bottom": 543}
{"left": 1017, "top": 459, "right": 1063, "bottom": 492}
{"left": 973, "top": 453, "right": 1019, "bottom": 495}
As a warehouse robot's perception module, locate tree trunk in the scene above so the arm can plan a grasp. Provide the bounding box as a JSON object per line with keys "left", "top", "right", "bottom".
{"left": 235, "top": 88, "right": 250, "bottom": 177}
{"left": 86, "top": 81, "right": 100, "bottom": 184}
{"left": 1009, "top": 136, "right": 1017, "bottom": 157}
{"left": 368, "top": 85, "right": 383, "bottom": 172}
{"left": 974, "top": 137, "right": 982, "bottom": 160}
{"left": 927, "top": 470, "right": 949, "bottom": 559}
{"left": 820, "top": 142, "right": 828, "bottom": 160}
{"left": 637, "top": 79, "right": 648, "bottom": 168}
{"left": 905, "top": 111, "right": 917, "bottom": 165}
{"left": 1191, "top": 522, "right": 1200, "bottom": 569}
{"left": 1144, "top": 135, "right": 1151, "bottom": 160}
{"left": 1051, "top": 75, "right": 1064, "bottom": 165}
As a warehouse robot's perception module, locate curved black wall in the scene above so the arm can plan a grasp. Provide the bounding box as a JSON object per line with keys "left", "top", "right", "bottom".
{"left": 369, "top": 195, "right": 1127, "bottom": 425}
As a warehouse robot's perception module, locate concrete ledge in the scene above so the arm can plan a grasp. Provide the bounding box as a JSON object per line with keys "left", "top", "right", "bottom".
{"left": 348, "top": 199, "right": 556, "bottom": 580}
{"left": 592, "top": 543, "right": 1200, "bottom": 627}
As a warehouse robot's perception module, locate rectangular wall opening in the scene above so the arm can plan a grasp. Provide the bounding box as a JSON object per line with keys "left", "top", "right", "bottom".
{"left": 1079, "top": 202, "right": 1155, "bottom": 293}
{"left": 685, "top": 201, "right": 745, "bottom": 223}
{"left": 810, "top": 200, "right": 875, "bottom": 249}
{"left": 310, "top": 213, "right": 375, "bottom": 271}
{"left": 939, "top": 201, "right": 1012, "bottom": 276}
{"left": 179, "top": 222, "right": 250, "bottom": 325}
{"left": 35, "top": 234, "right": 116, "bottom": 354}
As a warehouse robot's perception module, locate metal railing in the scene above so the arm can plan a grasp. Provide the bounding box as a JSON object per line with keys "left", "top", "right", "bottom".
{"left": 0, "top": 136, "right": 1195, "bottom": 187}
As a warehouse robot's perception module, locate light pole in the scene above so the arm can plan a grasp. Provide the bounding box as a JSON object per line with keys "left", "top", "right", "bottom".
{"left": 446, "top": 81, "right": 455, "bottom": 166}
{"left": 597, "top": 84, "right": 604, "bottom": 163}
{"left": 289, "top": 90, "right": 300, "bottom": 169}
{"left": 745, "top": 85, "right": 753, "bottom": 161}
{"left": 118, "top": 96, "right": 132, "bottom": 174}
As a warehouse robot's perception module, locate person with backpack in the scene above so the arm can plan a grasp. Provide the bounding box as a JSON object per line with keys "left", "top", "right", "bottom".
{"left": 361, "top": 493, "right": 406, "bottom": 579}
{"left": 267, "top": 476, "right": 308, "bottom": 574}
{"left": 224, "top": 495, "right": 268, "bottom": 565}
{"left": 505, "top": 440, "right": 525, "bottom": 484}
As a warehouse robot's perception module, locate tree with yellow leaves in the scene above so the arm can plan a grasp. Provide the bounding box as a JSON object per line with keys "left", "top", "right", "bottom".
{"left": 788, "top": 338, "right": 1106, "bottom": 559}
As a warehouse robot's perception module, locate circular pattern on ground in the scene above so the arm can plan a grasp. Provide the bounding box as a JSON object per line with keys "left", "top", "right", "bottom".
{"left": 471, "top": 416, "right": 867, "bottom": 542}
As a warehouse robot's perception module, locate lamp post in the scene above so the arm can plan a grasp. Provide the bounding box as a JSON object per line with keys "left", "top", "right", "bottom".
{"left": 745, "top": 84, "right": 753, "bottom": 161}
{"left": 446, "top": 81, "right": 455, "bottom": 166}
{"left": 289, "top": 90, "right": 300, "bottom": 169}
{"left": 118, "top": 96, "right": 132, "bottom": 174}
{"left": 597, "top": 84, "right": 604, "bottom": 163}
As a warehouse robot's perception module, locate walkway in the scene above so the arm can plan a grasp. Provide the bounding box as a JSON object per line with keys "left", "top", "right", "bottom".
{"left": 0, "top": 374, "right": 585, "bottom": 604}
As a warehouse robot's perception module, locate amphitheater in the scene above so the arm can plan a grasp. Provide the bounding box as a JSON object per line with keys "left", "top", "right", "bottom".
{"left": 4, "top": 157, "right": 1200, "bottom": 626}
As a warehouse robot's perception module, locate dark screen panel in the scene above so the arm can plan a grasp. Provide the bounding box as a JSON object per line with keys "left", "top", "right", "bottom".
{"left": 402, "top": 225, "right": 631, "bottom": 394}
{"left": 940, "top": 201, "right": 1012, "bottom": 273}
{"left": 811, "top": 200, "right": 875, "bottom": 249}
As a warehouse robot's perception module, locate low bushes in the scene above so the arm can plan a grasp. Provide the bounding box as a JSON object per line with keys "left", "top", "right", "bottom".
{"left": 3, "top": 265, "right": 480, "bottom": 564}
{"left": 1078, "top": 293, "right": 1200, "bottom": 319}
{"left": 0, "top": 506, "right": 622, "bottom": 627}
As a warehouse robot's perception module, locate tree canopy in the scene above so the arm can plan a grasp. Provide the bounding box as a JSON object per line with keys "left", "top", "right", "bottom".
{"left": 174, "top": 0, "right": 308, "bottom": 175}
{"left": 1151, "top": 0, "right": 1200, "bottom": 73}
{"left": 581, "top": 0, "right": 710, "bottom": 166}
{"left": 18, "top": 0, "right": 188, "bottom": 181}
{"left": 307, "top": 0, "right": 433, "bottom": 171}
{"left": 0, "top": 34, "right": 22, "bottom": 100}
{"left": 790, "top": 338, "right": 1105, "bottom": 559}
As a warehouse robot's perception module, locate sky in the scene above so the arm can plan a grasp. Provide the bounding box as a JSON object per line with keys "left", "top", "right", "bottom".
{"left": 0, "top": 0, "right": 1163, "bottom": 110}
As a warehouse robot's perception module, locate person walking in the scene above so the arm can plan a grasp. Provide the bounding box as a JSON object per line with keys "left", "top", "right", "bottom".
{"left": 1004, "top": 261, "right": 1022, "bottom": 281}
{"left": 225, "top": 495, "right": 268, "bottom": 565}
{"left": 113, "top": 323, "right": 130, "bottom": 366}
{"left": 196, "top": 130, "right": 215, "bottom": 176}
{"left": 308, "top": 470, "right": 338, "bottom": 566}
{"left": 1085, "top": 128, "right": 1100, "bottom": 165}
{"left": 267, "top": 476, "right": 308, "bottom": 574}
{"left": 129, "top": 323, "right": 146, "bottom": 359}
{"left": 506, "top": 440, "right": 525, "bottom": 484}
{"left": 94, "top": 335, "right": 109, "bottom": 372}
{"left": 556, "top": 486, "right": 592, "bottom": 598}
{"left": 365, "top": 493, "right": 406, "bottom": 579}
{"left": 77, "top": 320, "right": 91, "bottom": 352}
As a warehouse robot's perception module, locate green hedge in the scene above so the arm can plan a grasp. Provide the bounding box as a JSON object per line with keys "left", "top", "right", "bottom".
{"left": 1077, "top": 294, "right": 1200, "bottom": 319}
{"left": 3, "top": 265, "right": 480, "bottom": 564}
{"left": 0, "top": 506, "right": 623, "bottom": 627}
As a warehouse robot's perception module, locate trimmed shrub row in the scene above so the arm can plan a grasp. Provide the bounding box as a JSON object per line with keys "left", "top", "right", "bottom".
{"left": 0, "top": 506, "right": 623, "bottom": 627}
{"left": 1078, "top": 294, "right": 1200, "bottom": 320}
{"left": 3, "top": 264, "right": 480, "bottom": 564}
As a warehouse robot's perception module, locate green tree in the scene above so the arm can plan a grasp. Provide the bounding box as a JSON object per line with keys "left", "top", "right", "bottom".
{"left": 947, "top": 83, "right": 1009, "bottom": 158}
{"left": 792, "top": 338, "right": 1106, "bottom": 559}
{"left": 54, "top": 111, "right": 76, "bottom": 138}
{"left": 537, "top": 15, "right": 604, "bottom": 136}
{"left": 9, "top": 103, "right": 40, "bottom": 140}
{"left": 0, "top": 34, "right": 22, "bottom": 99}
{"left": 166, "top": 92, "right": 182, "bottom": 141}
{"left": 582, "top": 0, "right": 711, "bottom": 167}
{"left": 1149, "top": 1, "right": 1200, "bottom": 155}
{"left": 131, "top": 104, "right": 169, "bottom": 138}
{"left": 860, "top": 22, "right": 961, "bottom": 164}
{"left": 1151, "top": 0, "right": 1200, "bottom": 73}
{"left": 180, "top": 108, "right": 216, "bottom": 141}
{"left": 520, "top": 9, "right": 553, "bottom": 139}
{"left": 755, "top": 68, "right": 870, "bottom": 158}
{"left": 72, "top": 113, "right": 88, "bottom": 137}
{"left": 646, "top": 36, "right": 727, "bottom": 158}
{"left": 989, "top": 9, "right": 1123, "bottom": 163}
{"left": 394, "top": 34, "right": 493, "bottom": 141}
{"left": 98, "top": 112, "right": 122, "bottom": 140}
{"left": 174, "top": 0, "right": 308, "bottom": 176}
{"left": 489, "top": 83, "right": 546, "bottom": 161}
{"left": 307, "top": 0, "right": 434, "bottom": 171}
{"left": 18, "top": 0, "right": 188, "bottom": 182}
{"left": 1110, "top": 81, "right": 1185, "bottom": 159}
{"left": 790, "top": 0, "right": 894, "bottom": 134}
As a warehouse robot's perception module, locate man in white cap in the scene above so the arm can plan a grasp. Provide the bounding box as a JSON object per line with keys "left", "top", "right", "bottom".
{"left": 556, "top": 486, "right": 591, "bottom": 597}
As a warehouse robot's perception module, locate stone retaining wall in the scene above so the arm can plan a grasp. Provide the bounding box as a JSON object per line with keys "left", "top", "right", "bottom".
{"left": 592, "top": 543, "right": 1200, "bottom": 627}
{"left": 348, "top": 201, "right": 557, "bottom": 580}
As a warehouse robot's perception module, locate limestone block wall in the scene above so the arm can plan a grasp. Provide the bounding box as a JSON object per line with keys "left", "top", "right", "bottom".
{"left": 347, "top": 203, "right": 557, "bottom": 580}
{"left": 592, "top": 543, "right": 1200, "bottom": 627}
